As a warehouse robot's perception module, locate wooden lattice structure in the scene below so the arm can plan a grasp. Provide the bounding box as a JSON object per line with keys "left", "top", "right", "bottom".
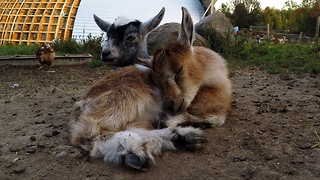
{"left": 0, "top": 0, "right": 80, "bottom": 45}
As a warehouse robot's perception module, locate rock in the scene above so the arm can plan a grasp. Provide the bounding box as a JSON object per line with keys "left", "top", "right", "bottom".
{"left": 233, "top": 155, "right": 246, "bottom": 162}
{"left": 13, "top": 167, "right": 26, "bottom": 174}
{"left": 30, "top": 136, "right": 36, "bottom": 141}
{"left": 56, "top": 151, "right": 68, "bottom": 158}
{"left": 52, "top": 130, "right": 60, "bottom": 136}
{"left": 9, "top": 146, "right": 20, "bottom": 152}
{"left": 44, "top": 133, "right": 52, "bottom": 137}
{"left": 195, "top": 11, "right": 235, "bottom": 43}
{"left": 147, "top": 22, "right": 208, "bottom": 53}
{"left": 26, "top": 146, "right": 36, "bottom": 153}
{"left": 35, "top": 120, "right": 45, "bottom": 124}
{"left": 278, "top": 107, "right": 288, "bottom": 113}
{"left": 37, "top": 143, "right": 46, "bottom": 148}
{"left": 241, "top": 169, "right": 254, "bottom": 180}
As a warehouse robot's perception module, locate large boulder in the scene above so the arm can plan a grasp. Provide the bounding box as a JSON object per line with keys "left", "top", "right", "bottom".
{"left": 147, "top": 22, "right": 208, "bottom": 54}
{"left": 195, "top": 11, "right": 235, "bottom": 43}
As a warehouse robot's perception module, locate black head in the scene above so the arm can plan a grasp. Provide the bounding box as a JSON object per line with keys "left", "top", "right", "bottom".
{"left": 93, "top": 7, "right": 165, "bottom": 67}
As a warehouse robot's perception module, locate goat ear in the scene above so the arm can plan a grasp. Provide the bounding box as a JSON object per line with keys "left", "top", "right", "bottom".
{"left": 178, "top": 7, "right": 194, "bottom": 47}
{"left": 93, "top": 14, "right": 111, "bottom": 32}
{"left": 140, "top": 7, "right": 165, "bottom": 35}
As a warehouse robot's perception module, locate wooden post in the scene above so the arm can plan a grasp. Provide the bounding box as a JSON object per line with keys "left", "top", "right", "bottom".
{"left": 316, "top": 16, "right": 320, "bottom": 38}
{"left": 315, "top": 0, "right": 320, "bottom": 39}
{"left": 267, "top": 24, "right": 269, "bottom": 39}
{"left": 211, "top": 0, "right": 218, "bottom": 14}
{"left": 298, "top": 32, "right": 303, "bottom": 44}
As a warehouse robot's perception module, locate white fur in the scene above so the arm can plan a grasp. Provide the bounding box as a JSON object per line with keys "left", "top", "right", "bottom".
{"left": 93, "top": 128, "right": 177, "bottom": 165}
{"left": 75, "top": 99, "right": 93, "bottom": 115}
{"left": 174, "top": 126, "right": 203, "bottom": 137}
{"left": 207, "top": 115, "right": 226, "bottom": 126}
{"left": 114, "top": 16, "right": 135, "bottom": 27}
{"left": 135, "top": 64, "right": 150, "bottom": 71}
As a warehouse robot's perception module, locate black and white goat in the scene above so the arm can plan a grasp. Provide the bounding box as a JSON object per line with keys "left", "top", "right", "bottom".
{"left": 93, "top": 8, "right": 165, "bottom": 67}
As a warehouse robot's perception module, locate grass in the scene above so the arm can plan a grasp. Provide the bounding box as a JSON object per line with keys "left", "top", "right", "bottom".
{"left": 89, "top": 57, "right": 104, "bottom": 68}
{"left": 0, "top": 34, "right": 105, "bottom": 67}
{"left": 1, "top": 34, "right": 319, "bottom": 75}
{"left": 0, "top": 33, "right": 104, "bottom": 59}
{"left": 0, "top": 44, "right": 39, "bottom": 56}
{"left": 226, "top": 42, "right": 320, "bottom": 75}
{"left": 205, "top": 27, "right": 320, "bottom": 76}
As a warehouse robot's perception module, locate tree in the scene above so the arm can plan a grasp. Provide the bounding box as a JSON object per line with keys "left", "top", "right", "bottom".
{"left": 230, "top": 0, "right": 262, "bottom": 13}
{"left": 228, "top": 0, "right": 263, "bottom": 28}
{"left": 262, "top": 7, "right": 283, "bottom": 30}
{"left": 284, "top": 0, "right": 299, "bottom": 9}
{"left": 232, "top": 3, "right": 249, "bottom": 27}
{"left": 291, "top": 0, "right": 319, "bottom": 34}
{"left": 219, "top": 3, "right": 232, "bottom": 17}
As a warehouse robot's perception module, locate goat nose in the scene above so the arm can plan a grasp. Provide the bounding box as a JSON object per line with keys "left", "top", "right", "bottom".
{"left": 164, "top": 97, "right": 173, "bottom": 110}
{"left": 101, "top": 49, "right": 110, "bottom": 57}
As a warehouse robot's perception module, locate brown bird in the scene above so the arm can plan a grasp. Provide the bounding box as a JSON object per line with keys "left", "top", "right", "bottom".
{"left": 36, "top": 43, "right": 55, "bottom": 70}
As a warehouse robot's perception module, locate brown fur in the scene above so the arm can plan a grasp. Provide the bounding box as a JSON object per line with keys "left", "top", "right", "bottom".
{"left": 152, "top": 43, "right": 232, "bottom": 127}
{"left": 151, "top": 7, "right": 232, "bottom": 128}
{"left": 68, "top": 8, "right": 214, "bottom": 169}
{"left": 70, "top": 65, "right": 163, "bottom": 148}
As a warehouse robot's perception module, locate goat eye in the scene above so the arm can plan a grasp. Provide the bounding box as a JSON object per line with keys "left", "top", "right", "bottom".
{"left": 174, "top": 65, "right": 183, "bottom": 80}
{"left": 125, "top": 35, "right": 136, "bottom": 42}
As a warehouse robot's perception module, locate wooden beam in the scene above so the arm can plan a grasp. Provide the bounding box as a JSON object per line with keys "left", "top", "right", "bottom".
{"left": 211, "top": 0, "right": 218, "bottom": 13}
{"left": 315, "top": 0, "right": 320, "bottom": 38}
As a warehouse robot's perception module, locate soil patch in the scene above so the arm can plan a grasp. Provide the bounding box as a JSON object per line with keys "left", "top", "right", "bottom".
{"left": 0, "top": 65, "right": 319, "bottom": 179}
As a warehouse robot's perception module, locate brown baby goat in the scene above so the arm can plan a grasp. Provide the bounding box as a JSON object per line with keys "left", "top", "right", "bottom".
{"left": 151, "top": 7, "right": 233, "bottom": 129}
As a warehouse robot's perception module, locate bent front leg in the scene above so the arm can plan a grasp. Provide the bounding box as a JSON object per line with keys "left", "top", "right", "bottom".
{"left": 92, "top": 128, "right": 176, "bottom": 170}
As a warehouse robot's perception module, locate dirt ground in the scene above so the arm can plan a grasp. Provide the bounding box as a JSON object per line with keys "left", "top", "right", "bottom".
{"left": 0, "top": 64, "right": 319, "bottom": 180}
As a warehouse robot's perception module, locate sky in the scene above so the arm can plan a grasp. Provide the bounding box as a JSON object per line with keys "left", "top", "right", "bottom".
{"left": 214, "top": 0, "right": 303, "bottom": 10}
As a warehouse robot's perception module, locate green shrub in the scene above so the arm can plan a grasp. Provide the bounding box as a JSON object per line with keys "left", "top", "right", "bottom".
{"left": 52, "top": 34, "right": 104, "bottom": 60}
{"left": 89, "top": 57, "right": 104, "bottom": 68}
{"left": 79, "top": 33, "right": 104, "bottom": 60}
{"left": 205, "top": 27, "right": 246, "bottom": 60}
{"left": 52, "top": 38, "right": 82, "bottom": 55}
{"left": 0, "top": 44, "right": 39, "bottom": 56}
{"left": 205, "top": 26, "right": 320, "bottom": 75}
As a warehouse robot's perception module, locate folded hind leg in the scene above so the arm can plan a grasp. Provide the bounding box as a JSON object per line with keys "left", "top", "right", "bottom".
{"left": 166, "top": 86, "right": 231, "bottom": 128}
{"left": 164, "top": 113, "right": 226, "bottom": 129}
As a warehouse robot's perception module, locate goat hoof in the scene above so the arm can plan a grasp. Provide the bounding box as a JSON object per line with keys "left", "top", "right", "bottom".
{"left": 185, "top": 133, "right": 207, "bottom": 144}
{"left": 124, "top": 154, "right": 148, "bottom": 171}
{"left": 185, "top": 133, "right": 207, "bottom": 151}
